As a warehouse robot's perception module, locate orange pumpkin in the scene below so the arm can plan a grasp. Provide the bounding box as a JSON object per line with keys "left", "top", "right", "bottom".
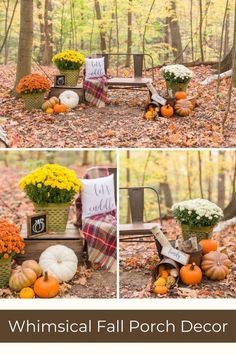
{"left": 46, "top": 108, "right": 54, "bottom": 114}
{"left": 53, "top": 103, "right": 68, "bottom": 114}
{"left": 180, "top": 262, "right": 202, "bottom": 285}
{"left": 175, "top": 91, "right": 187, "bottom": 100}
{"left": 161, "top": 104, "right": 174, "bottom": 117}
{"left": 34, "top": 272, "right": 60, "bottom": 298}
{"left": 201, "top": 251, "right": 231, "bottom": 281}
{"left": 199, "top": 239, "right": 217, "bottom": 255}
{"left": 20, "top": 287, "right": 35, "bottom": 299}
{"left": 175, "top": 99, "right": 193, "bottom": 117}
{"left": 154, "top": 285, "right": 168, "bottom": 295}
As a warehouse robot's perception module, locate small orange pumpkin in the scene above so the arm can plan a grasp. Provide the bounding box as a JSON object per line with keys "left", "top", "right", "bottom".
{"left": 34, "top": 271, "right": 59, "bottom": 298}
{"left": 175, "top": 91, "right": 187, "bottom": 100}
{"left": 199, "top": 239, "right": 217, "bottom": 255}
{"left": 161, "top": 104, "right": 174, "bottom": 117}
{"left": 46, "top": 107, "right": 54, "bottom": 114}
{"left": 53, "top": 103, "right": 68, "bottom": 114}
{"left": 20, "top": 287, "right": 35, "bottom": 299}
{"left": 154, "top": 285, "right": 168, "bottom": 295}
{"left": 180, "top": 262, "right": 202, "bottom": 285}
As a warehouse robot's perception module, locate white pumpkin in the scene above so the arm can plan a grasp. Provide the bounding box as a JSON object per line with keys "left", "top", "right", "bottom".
{"left": 59, "top": 90, "right": 79, "bottom": 109}
{"left": 39, "top": 245, "right": 78, "bottom": 282}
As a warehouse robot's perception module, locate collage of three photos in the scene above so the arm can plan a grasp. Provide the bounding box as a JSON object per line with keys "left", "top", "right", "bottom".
{"left": 0, "top": 0, "right": 235, "bottom": 302}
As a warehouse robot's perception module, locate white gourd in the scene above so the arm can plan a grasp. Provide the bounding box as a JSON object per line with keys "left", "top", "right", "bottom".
{"left": 39, "top": 245, "right": 78, "bottom": 282}
{"left": 59, "top": 90, "right": 79, "bottom": 109}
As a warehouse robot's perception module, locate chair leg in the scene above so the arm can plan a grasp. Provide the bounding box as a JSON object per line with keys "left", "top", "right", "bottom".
{"left": 83, "top": 240, "right": 91, "bottom": 268}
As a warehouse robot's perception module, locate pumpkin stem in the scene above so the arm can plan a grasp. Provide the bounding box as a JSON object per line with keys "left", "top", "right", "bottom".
{"left": 44, "top": 271, "right": 48, "bottom": 281}
{"left": 190, "top": 262, "right": 196, "bottom": 270}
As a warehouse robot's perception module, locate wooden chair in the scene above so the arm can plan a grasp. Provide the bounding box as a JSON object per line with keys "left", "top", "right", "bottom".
{"left": 96, "top": 53, "right": 154, "bottom": 94}
{"left": 119, "top": 186, "right": 162, "bottom": 248}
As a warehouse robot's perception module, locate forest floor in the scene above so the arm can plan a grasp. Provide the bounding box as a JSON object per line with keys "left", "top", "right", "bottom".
{"left": 0, "top": 166, "right": 116, "bottom": 299}
{"left": 0, "top": 64, "right": 236, "bottom": 148}
{"left": 120, "top": 219, "right": 236, "bottom": 299}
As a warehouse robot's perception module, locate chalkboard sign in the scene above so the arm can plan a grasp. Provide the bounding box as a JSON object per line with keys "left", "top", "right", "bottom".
{"left": 54, "top": 75, "right": 65, "bottom": 86}
{"left": 27, "top": 213, "right": 48, "bottom": 237}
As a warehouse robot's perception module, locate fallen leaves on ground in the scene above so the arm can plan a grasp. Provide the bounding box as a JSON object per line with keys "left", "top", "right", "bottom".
{"left": 0, "top": 65, "right": 235, "bottom": 148}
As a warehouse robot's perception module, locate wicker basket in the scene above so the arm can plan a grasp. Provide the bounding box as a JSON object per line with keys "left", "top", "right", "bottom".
{"left": 0, "top": 257, "right": 11, "bottom": 288}
{"left": 181, "top": 224, "right": 214, "bottom": 242}
{"left": 34, "top": 202, "right": 71, "bottom": 232}
{"left": 166, "top": 80, "right": 189, "bottom": 98}
{"left": 60, "top": 70, "right": 80, "bottom": 86}
{"left": 22, "top": 92, "right": 45, "bottom": 110}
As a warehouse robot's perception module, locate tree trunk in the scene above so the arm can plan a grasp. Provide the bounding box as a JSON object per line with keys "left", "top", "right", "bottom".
{"left": 198, "top": 151, "right": 204, "bottom": 198}
{"left": 217, "top": 151, "right": 225, "bottom": 209}
{"left": 215, "top": 48, "right": 233, "bottom": 73}
{"left": 94, "top": 0, "right": 106, "bottom": 53}
{"left": 126, "top": 150, "right": 131, "bottom": 223}
{"left": 160, "top": 182, "right": 173, "bottom": 208}
{"left": 223, "top": 193, "right": 236, "bottom": 220}
{"left": 82, "top": 151, "right": 89, "bottom": 165}
{"left": 232, "top": 0, "right": 236, "bottom": 87}
{"left": 186, "top": 151, "right": 192, "bottom": 199}
{"left": 42, "top": 0, "right": 53, "bottom": 65}
{"left": 14, "top": 0, "right": 33, "bottom": 90}
{"left": 168, "top": 0, "right": 183, "bottom": 63}
{"left": 199, "top": 0, "right": 204, "bottom": 62}
{"left": 224, "top": 11, "right": 230, "bottom": 57}
{"left": 4, "top": 0, "right": 10, "bottom": 64}
{"left": 36, "top": 0, "right": 44, "bottom": 62}
{"left": 125, "top": 0, "right": 132, "bottom": 67}
{"left": 207, "top": 150, "right": 212, "bottom": 201}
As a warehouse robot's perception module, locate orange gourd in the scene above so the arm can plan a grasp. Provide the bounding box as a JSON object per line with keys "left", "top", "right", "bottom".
{"left": 175, "top": 91, "right": 187, "bottom": 100}
{"left": 46, "top": 108, "right": 54, "bottom": 114}
{"left": 22, "top": 260, "right": 42, "bottom": 278}
{"left": 53, "top": 103, "right": 68, "bottom": 114}
{"left": 199, "top": 239, "right": 217, "bottom": 255}
{"left": 201, "top": 251, "right": 231, "bottom": 281}
{"left": 161, "top": 104, "right": 174, "bottom": 117}
{"left": 180, "top": 262, "right": 202, "bottom": 285}
{"left": 154, "top": 285, "right": 168, "bottom": 295}
{"left": 9, "top": 266, "right": 37, "bottom": 291}
{"left": 175, "top": 99, "right": 193, "bottom": 117}
{"left": 20, "top": 287, "right": 35, "bottom": 299}
{"left": 34, "top": 272, "right": 60, "bottom": 298}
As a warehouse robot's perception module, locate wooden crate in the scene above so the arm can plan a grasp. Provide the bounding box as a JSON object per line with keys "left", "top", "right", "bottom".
{"left": 49, "top": 84, "right": 85, "bottom": 103}
{"left": 16, "top": 223, "right": 84, "bottom": 264}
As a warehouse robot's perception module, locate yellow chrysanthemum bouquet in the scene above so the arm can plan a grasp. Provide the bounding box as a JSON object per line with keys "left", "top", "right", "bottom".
{"left": 19, "top": 164, "right": 83, "bottom": 232}
{"left": 20, "top": 164, "right": 82, "bottom": 205}
{"left": 52, "top": 50, "right": 85, "bottom": 71}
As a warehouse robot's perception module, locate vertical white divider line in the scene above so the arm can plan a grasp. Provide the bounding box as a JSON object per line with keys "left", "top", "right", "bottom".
{"left": 116, "top": 147, "right": 120, "bottom": 300}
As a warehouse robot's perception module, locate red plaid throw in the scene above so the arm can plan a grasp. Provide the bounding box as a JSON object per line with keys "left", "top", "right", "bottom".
{"left": 82, "top": 211, "right": 117, "bottom": 273}
{"left": 83, "top": 76, "right": 108, "bottom": 108}
{"left": 75, "top": 167, "right": 117, "bottom": 272}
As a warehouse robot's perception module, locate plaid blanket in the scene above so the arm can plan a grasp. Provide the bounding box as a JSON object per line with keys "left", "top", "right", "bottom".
{"left": 83, "top": 76, "right": 108, "bottom": 108}
{"left": 75, "top": 166, "right": 117, "bottom": 272}
{"left": 82, "top": 211, "right": 117, "bottom": 273}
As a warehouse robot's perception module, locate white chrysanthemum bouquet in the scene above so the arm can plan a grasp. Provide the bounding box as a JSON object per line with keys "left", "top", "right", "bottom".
{"left": 160, "top": 64, "right": 193, "bottom": 84}
{"left": 172, "top": 199, "right": 223, "bottom": 227}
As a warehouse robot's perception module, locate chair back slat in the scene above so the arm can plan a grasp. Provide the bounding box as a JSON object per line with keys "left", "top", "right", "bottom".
{"left": 133, "top": 54, "right": 144, "bottom": 77}
{"left": 108, "top": 167, "right": 117, "bottom": 202}
{"left": 96, "top": 53, "right": 109, "bottom": 74}
{"left": 128, "top": 188, "right": 144, "bottom": 222}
